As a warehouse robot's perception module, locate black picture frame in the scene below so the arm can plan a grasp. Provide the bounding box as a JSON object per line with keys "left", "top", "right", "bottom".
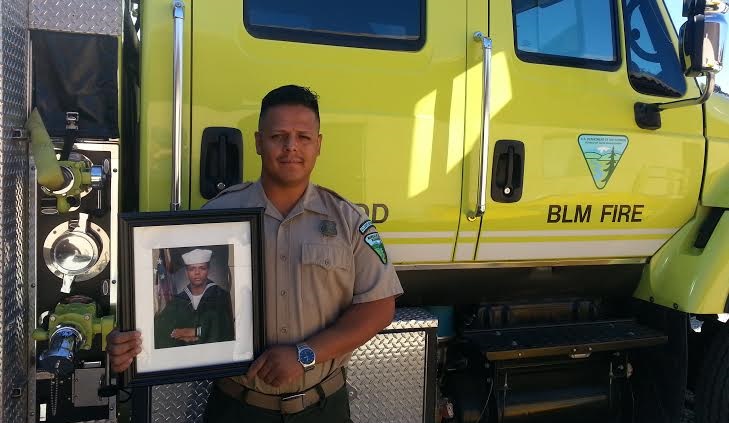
{"left": 119, "top": 208, "right": 265, "bottom": 387}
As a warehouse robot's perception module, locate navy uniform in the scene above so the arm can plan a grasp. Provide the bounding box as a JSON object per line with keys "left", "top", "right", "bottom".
{"left": 154, "top": 281, "right": 234, "bottom": 349}
{"left": 203, "top": 180, "right": 402, "bottom": 421}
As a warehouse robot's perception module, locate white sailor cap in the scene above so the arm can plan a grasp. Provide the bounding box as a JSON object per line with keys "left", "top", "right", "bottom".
{"left": 181, "top": 248, "right": 213, "bottom": 265}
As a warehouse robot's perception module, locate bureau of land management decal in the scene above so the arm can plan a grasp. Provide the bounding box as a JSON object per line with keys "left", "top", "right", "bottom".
{"left": 578, "top": 134, "right": 629, "bottom": 189}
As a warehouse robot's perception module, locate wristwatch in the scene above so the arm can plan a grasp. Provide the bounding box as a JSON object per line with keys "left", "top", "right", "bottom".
{"left": 296, "top": 343, "right": 316, "bottom": 372}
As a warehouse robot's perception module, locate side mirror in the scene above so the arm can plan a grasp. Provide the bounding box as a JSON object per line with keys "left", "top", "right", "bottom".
{"left": 634, "top": 0, "right": 727, "bottom": 130}
{"left": 680, "top": 2, "right": 728, "bottom": 76}
{"left": 683, "top": 0, "right": 707, "bottom": 17}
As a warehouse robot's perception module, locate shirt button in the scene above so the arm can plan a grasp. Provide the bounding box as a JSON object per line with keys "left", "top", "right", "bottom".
{"left": 280, "top": 327, "right": 288, "bottom": 334}
{"left": 280, "top": 290, "right": 287, "bottom": 296}
{"left": 280, "top": 255, "right": 287, "bottom": 262}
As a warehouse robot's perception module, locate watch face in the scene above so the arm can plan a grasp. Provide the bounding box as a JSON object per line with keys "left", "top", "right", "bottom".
{"left": 299, "top": 347, "right": 315, "bottom": 366}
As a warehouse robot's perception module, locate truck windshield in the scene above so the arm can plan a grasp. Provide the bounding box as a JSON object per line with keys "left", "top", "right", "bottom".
{"left": 622, "top": 0, "right": 687, "bottom": 97}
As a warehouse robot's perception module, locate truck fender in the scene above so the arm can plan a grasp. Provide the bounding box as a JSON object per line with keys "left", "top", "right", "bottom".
{"left": 635, "top": 208, "right": 729, "bottom": 314}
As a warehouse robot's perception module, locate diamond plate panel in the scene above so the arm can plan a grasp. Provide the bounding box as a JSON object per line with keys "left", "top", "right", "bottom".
{"left": 152, "top": 380, "right": 213, "bottom": 423}
{"left": 147, "top": 308, "right": 435, "bottom": 422}
{"left": 349, "top": 331, "right": 426, "bottom": 423}
{"left": 386, "top": 307, "right": 438, "bottom": 331}
{"left": 0, "top": 1, "right": 29, "bottom": 423}
{"left": 30, "top": 0, "right": 121, "bottom": 35}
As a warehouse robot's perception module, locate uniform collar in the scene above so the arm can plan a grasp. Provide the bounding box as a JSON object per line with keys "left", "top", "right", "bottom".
{"left": 248, "top": 181, "right": 269, "bottom": 209}
{"left": 180, "top": 280, "right": 215, "bottom": 298}
{"left": 253, "top": 179, "right": 327, "bottom": 219}
{"left": 301, "top": 183, "right": 328, "bottom": 215}
{"left": 183, "top": 281, "right": 217, "bottom": 310}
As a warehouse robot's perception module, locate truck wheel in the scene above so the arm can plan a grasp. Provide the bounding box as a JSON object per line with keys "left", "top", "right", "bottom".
{"left": 695, "top": 323, "right": 729, "bottom": 423}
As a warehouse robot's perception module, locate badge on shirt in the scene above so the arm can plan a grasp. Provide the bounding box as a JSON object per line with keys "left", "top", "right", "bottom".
{"left": 364, "top": 233, "right": 388, "bottom": 264}
{"left": 320, "top": 220, "right": 338, "bottom": 237}
{"left": 358, "top": 219, "right": 374, "bottom": 234}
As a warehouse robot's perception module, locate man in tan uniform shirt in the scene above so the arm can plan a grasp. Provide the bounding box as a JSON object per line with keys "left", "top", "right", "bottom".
{"left": 108, "top": 85, "right": 403, "bottom": 422}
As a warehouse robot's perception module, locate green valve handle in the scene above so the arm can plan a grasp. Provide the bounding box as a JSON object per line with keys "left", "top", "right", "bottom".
{"left": 32, "top": 302, "right": 116, "bottom": 351}
{"left": 25, "top": 108, "right": 103, "bottom": 214}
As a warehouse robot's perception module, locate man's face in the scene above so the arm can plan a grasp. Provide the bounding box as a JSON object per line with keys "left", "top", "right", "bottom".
{"left": 255, "top": 104, "right": 322, "bottom": 188}
{"left": 185, "top": 263, "right": 209, "bottom": 287}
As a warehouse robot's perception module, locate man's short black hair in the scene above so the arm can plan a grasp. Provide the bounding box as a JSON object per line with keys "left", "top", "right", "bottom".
{"left": 259, "top": 85, "right": 320, "bottom": 128}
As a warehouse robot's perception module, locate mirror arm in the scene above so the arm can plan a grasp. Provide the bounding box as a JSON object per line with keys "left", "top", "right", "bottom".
{"left": 657, "top": 72, "right": 715, "bottom": 110}
{"left": 634, "top": 72, "right": 716, "bottom": 130}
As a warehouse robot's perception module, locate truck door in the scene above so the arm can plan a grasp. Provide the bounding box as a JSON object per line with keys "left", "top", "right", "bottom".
{"left": 470, "top": 0, "right": 705, "bottom": 261}
{"left": 191, "top": 0, "right": 469, "bottom": 263}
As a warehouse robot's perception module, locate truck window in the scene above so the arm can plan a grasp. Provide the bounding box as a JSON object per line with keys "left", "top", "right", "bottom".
{"left": 512, "top": 0, "right": 620, "bottom": 71}
{"left": 622, "top": 0, "right": 687, "bottom": 97}
{"left": 243, "top": 0, "right": 425, "bottom": 51}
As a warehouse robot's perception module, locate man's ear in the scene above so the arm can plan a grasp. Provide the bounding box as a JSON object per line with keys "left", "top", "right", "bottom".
{"left": 316, "top": 133, "right": 323, "bottom": 156}
{"left": 254, "top": 131, "right": 263, "bottom": 155}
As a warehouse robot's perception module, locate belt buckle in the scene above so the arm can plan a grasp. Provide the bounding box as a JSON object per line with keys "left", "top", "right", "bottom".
{"left": 280, "top": 393, "right": 305, "bottom": 415}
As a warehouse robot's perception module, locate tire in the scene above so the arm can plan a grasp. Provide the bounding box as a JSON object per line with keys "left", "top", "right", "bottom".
{"left": 695, "top": 323, "right": 729, "bottom": 423}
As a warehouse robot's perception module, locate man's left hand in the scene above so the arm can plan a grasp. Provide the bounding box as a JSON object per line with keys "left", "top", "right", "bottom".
{"left": 246, "top": 345, "right": 303, "bottom": 387}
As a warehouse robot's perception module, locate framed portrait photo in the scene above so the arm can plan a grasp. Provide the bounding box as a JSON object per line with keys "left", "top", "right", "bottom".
{"left": 119, "top": 209, "right": 265, "bottom": 387}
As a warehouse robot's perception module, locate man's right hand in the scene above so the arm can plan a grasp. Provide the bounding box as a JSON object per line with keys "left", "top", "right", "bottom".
{"left": 107, "top": 329, "right": 142, "bottom": 373}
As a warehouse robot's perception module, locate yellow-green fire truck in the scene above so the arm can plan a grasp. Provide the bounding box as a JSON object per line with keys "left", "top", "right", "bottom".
{"left": 0, "top": 0, "right": 727, "bottom": 422}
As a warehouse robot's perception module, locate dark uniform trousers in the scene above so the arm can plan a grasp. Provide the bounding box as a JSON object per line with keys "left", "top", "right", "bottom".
{"left": 203, "top": 384, "right": 352, "bottom": 423}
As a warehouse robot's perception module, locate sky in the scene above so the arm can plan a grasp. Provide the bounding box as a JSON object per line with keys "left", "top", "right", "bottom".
{"left": 664, "top": 0, "right": 729, "bottom": 91}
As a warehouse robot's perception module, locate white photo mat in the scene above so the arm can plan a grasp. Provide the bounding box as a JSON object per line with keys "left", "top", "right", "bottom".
{"left": 132, "top": 221, "right": 254, "bottom": 373}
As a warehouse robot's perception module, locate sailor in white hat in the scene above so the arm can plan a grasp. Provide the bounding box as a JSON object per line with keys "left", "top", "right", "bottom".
{"left": 181, "top": 248, "right": 214, "bottom": 304}
{"left": 155, "top": 247, "right": 234, "bottom": 347}
{"left": 182, "top": 248, "right": 213, "bottom": 266}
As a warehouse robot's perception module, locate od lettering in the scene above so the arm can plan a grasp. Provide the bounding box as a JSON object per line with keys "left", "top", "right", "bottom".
{"left": 356, "top": 203, "right": 389, "bottom": 224}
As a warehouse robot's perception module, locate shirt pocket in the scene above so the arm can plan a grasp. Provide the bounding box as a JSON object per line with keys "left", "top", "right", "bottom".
{"left": 301, "top": 244, "right": 354, "bottom": 321}
{"left": 302, "top": 243, "right": 352, "bottom": 271}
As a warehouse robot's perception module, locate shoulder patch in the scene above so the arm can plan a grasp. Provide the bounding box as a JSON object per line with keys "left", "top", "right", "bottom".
{"left": 210, "top": 182, "right": 253, "bottom": 201}
{"left": 364, "top": 233, "right": 388, "bottom": 264}
{"left": 358, "top": 220, "right": 375, "bottom": 234}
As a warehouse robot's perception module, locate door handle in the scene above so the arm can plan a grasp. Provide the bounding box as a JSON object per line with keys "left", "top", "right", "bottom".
{"left": 504, "top": 146, "right": 514, "bottom": 195}
{"left": 200, "top": 127, "right": 243, "bottom": 199}
{"left": 218, "top": 133, "right": 228, "bottom": 185}
{"left": 468, "top": 32, "right": 493, "bottom": 221}
{"left": 491, "top": 140, "right": 525, "bottom": 203}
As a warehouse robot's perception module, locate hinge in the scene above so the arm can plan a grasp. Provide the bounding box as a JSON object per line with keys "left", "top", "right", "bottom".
{"left": 11, "top": 128, "right": 28, "bottom": 140}
{"left": 634, "top": 102, "right": 661, "bottom": 130}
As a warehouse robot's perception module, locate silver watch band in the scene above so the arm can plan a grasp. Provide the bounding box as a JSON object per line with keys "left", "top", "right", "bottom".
{"left": 297, "top": 343, "right": 316, "bottom": 371}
